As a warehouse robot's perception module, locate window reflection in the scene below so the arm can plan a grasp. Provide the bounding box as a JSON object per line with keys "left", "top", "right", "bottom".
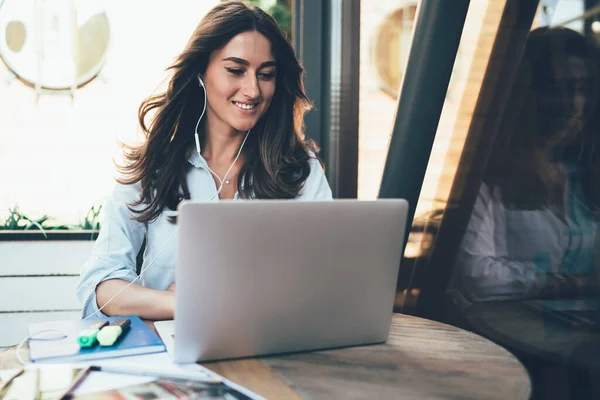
{"left": 390, "top": 1, "right": 600, "bottom": 397}
{"left": 451, "top": 26, "right": 600, "bottom": 309}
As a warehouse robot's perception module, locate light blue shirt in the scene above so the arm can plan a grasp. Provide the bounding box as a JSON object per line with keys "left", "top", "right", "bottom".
{"left": 77, "top": 152, "right": 333, "bottom": 318}
{"left": 451, "top": 178, "right": 598, "bottom": 307}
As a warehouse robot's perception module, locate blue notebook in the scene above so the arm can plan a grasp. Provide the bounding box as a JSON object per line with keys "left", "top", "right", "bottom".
{"left": 28, "top": 315, "right": 165, "bottom": 363}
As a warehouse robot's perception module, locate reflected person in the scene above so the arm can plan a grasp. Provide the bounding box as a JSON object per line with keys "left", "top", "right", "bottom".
{"left": 453, "top": 27, "right": 600, "bottom": 307}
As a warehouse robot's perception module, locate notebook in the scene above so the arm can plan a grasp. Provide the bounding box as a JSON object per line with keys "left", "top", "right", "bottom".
{"left": 28, "top": 315, "right": 165, "bottom": 363}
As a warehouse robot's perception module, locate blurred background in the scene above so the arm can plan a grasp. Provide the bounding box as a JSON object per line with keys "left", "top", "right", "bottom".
{"left": 0, "top": 0, "right": 586, "bottom": 224}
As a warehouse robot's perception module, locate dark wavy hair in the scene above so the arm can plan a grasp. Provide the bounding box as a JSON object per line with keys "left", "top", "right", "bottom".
{"left": 485, "top": 27, "right": 600, "bottom": 216}
{"left": 117, "top": 1, "right": 318, "bottom": 223}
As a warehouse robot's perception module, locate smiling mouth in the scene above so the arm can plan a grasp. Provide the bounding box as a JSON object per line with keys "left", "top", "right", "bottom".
{"left": 233, "top": 101, "right": 258, "bottom": 110}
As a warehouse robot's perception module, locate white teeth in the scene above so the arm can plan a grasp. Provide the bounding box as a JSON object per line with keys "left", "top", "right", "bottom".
{"left": 234, "top": 102, "right": 256, "bottom": 110}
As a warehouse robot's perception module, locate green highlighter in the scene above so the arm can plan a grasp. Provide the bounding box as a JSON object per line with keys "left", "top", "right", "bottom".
{"left": 97, "top": 318, "right": 131, "bottom": 346}
{"left": 77, "top": 321, "right": 109, "bottom": 348}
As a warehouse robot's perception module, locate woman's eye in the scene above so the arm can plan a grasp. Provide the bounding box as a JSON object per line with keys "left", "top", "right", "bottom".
{"left": 226, "top": 68, "right": 244, "bottom": 76}
{"left": 259, "top": 72, "right": 275, "bottom": 80}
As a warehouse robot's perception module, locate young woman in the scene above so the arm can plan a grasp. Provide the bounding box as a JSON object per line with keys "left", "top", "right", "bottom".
{"left": 77, "top": 1, "right": 332, "bottom": 320}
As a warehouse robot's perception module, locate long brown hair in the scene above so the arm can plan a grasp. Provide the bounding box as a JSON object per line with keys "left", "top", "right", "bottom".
{"left": 485, "top": 27, "right": 600, "bottom": 216}
{"left": 118, "top": 1, "right": 318, "bottom": 223}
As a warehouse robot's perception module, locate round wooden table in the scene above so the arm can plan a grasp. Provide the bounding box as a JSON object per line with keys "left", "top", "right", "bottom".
{"left": 1, "top": 314, "right": 531, "bottom": 399}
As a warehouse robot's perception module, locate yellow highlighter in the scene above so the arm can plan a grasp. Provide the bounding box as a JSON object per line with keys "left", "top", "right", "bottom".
{"left": 97, "top": 318, "right": 131, "bottom": 346}
{"left": 77, "top": 321, "right": 109, "bottom": 348}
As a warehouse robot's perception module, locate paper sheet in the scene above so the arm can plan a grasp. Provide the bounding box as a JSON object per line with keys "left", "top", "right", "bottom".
{"left": 73, "top": 371, "right": 155, "bottom": 396}
{"left": 0, "top": 369, "right": 21, "bottom": 384}
{"left": 73, "top": 351, "right": 217, "bottom": 381}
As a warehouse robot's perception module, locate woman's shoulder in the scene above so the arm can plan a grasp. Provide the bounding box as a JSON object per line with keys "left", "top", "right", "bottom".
{"left": 306, "top": 150, "right": 324, "bottom": 169}
{"left": 108, "top": 175, "right": 144, "bottom": 205}
{"left": 299, "top": 151, "right": 332, "bottom": 200}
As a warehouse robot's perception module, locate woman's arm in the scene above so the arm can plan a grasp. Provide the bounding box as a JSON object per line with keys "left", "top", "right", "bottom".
{"left": 96, "top": 279, "right": 175, "bottom": 320}
{"left": 458, "top": 185, "right": 600, "bottom": 302}
{"left": 77, "top": 182, "right": 173, "bottom": 319}
{"left": 456, "top": 185, "right": 548, "bottom": 302}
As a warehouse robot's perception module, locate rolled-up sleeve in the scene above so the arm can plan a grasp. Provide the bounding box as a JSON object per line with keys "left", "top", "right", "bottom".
{"left": 76, "top": 182, "right": 146, "bottom": 318}
{"left": 456, "top": 184, "right": 546, "bottom": 302}
{"left": 298, "top": 155, "right": 333, "bottom": 200}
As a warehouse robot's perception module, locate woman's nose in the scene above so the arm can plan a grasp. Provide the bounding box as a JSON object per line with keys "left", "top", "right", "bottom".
{"left": 241, "top": 75, "right": 260, "bottom": 99}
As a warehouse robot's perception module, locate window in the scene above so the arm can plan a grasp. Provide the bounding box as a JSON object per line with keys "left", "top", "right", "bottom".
{"left": 392, "top": 0, "right": 600, "bottom": 397}
{"left": 358, "top": 0, "right": 417, "bottom": 200}
{"left": 0, "top": 1, "right": 223, "bottom": 225}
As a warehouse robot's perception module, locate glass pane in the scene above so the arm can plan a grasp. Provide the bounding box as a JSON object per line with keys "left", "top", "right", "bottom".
{"left": 402, "top": 0, "right": 600, "bottom": 397}
{"left": 358, "top": 1, "right": 417, "bottom": 200}
{"left": 0, "top": 0, "right": 294, "bottom": 226}
{"left": 0, "top": 1, "right": 224, "bottom": 225}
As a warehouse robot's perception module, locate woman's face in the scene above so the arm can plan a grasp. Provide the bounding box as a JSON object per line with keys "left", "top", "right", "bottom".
{"left": 202, "top": 30, "right": 277, "bottom": 134}
{"left": 539, "top": 55, "right": 590, "bottom": 145}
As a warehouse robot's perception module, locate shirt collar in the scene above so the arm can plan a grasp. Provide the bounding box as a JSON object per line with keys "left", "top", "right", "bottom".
{"left": 187, "top": 149, "right": 207, "bottom": 169}
{"left": 187, "top": 147, "right": 249, "bottom": 200}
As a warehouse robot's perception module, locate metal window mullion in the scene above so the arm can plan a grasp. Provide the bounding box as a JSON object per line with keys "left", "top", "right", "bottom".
{"left": 326, "top": 0, "right": 360, "bottom": 198}
{"left": 293, "top": 0, "right": 360, "bottom": 199}
{"left": 378, "top": 0, "right": 471, "bottom": 242}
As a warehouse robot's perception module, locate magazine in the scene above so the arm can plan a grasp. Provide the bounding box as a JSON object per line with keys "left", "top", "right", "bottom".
{"left": 72, "top": 377, "right": 252, "bottom": 399}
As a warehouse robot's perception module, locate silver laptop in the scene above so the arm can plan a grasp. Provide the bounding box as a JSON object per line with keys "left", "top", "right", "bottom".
{"left": 156, "top": 199, "right": 408, "bottom": 363}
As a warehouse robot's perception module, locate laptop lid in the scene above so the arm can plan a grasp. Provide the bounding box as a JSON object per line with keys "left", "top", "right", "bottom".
{"left": 174, "top": 199, "right": 408, "bottom": 363}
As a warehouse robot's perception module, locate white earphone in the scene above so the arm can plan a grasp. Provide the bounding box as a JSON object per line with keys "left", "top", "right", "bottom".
{"left": 194, "top": 75, "right": 250, "bottom": 200}
{"left": 193, "top": 76, "right": 207, "bottom": 157}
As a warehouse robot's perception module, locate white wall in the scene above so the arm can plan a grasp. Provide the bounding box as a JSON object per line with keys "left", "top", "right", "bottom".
{"left": 0, "top": 240, "right": 95, "bottom": 347}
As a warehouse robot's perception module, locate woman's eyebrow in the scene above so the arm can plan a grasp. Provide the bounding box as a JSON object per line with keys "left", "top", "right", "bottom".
{"left": 223, "top": 56, "right": 249, "bottom": 65}
{"left": 222, "top": 57, "right": 276, "bottom": 69}
{"left": 259, "top": 61, "right": 277, "bottom": 69}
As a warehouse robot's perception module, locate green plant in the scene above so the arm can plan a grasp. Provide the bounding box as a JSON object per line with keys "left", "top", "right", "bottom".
{"left": 1, "top": 205, "right": 50, "bottom": 238}
{"left": 80, "top": 204, "right": 103, "bottom": 231}
{"left": 0, "top": 203, "right": 102, "bottom": 238}
{"left": 264, "top": 1, "right": 292, "bottom": 40}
